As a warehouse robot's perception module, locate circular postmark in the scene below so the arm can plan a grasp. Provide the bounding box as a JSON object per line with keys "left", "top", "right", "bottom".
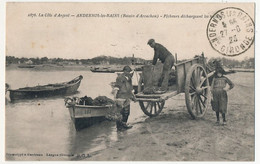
{"left": 207, "top": 7, "right": 254, "bottom": 57}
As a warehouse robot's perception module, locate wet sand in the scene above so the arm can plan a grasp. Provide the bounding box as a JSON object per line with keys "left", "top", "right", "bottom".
{"left": 79, "top": 72, "right": 254, "bottom": 161}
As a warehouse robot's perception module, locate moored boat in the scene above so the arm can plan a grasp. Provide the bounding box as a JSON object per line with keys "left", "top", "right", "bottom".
{"left": 18, "top": 65, "right": 35, "bottom": 68}
{"left": 90, "top": 69, "right": 115, "bottom": 73}
{"left": 64, "top": 97, "right": 112, "bottom": 131}
{"left": 90, "top": 65, "right": 143, "bottom": 73}
{"left": 90, "top": 67, "right": 115, "bottom": 73}
{"left": 8, "top": 75, "right": 83, "bottom": 101}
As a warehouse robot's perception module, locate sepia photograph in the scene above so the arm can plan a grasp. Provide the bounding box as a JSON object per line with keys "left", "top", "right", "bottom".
{"left": 2, "top": 1, "right": 257, "bottom": 162}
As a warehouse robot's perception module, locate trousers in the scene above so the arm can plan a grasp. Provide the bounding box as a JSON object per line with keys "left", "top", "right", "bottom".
{"left": 116, "top": 105, "right": 130, "bottom": 129}
{"left": 160, "top": 55, "right": 174, "bottom": 90}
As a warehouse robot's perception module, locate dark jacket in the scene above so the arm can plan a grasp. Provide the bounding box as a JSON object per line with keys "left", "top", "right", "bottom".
{"left": 152, "top": 43, "right": 173, "bottom": 65}
{"left": 212, "top": 76, "right": 234, "bottom": 90}
{"left": 115, "top": 73, "right": 133, "bottom": 99}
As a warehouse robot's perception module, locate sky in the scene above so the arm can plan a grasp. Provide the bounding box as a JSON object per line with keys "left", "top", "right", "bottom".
{"left": 6, "top": 2, "right": 255, "bottom": 60}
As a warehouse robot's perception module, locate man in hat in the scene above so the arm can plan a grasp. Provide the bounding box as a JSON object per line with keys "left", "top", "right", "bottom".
{"left": 147, "top": 39, "right": 175, "bottom": 91}
{"left": 113, "top": 65, "right": 136, "bottom": 131}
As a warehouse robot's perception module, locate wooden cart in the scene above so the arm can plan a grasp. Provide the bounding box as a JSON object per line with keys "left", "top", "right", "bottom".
{"left": 135, "top": 54, "right": 215, "bottom": 119}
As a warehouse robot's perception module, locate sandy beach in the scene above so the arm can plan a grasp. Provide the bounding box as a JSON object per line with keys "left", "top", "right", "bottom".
{"left": 78, "top": 72, "right": 254, "bottom": 161}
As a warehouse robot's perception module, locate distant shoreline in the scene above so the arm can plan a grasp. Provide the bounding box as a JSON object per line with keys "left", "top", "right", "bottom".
{"left": 5, "top": 64, "right": 142, "bottom": 72}
{"left": 6, "top": 64, "right": 91, "bottom": 71}
{"left": 231, "top": 68, "right": 255, "bottom": 72}
{"left": 6, "top": 64, "right": 254, "bottom": 73}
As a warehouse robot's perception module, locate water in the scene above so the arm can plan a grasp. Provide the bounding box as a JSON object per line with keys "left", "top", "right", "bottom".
{"left": 5, "top": 70, "right": 144, "bottom": 161}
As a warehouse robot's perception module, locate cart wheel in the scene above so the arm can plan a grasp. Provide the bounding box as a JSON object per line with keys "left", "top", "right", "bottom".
{"left": 139, "top": 100, "right": 165, "bottom": 117}
{"left": 185, "top": 64, "right": 210, "bottom": 119}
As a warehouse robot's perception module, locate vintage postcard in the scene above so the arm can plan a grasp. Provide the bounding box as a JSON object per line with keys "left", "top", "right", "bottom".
{"left": 3, "top": 1, "right": 256, "bottom": 161}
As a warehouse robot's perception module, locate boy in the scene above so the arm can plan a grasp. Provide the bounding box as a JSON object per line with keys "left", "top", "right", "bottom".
{"left": 211, "top": 69, "right": 234, "bottom": 125}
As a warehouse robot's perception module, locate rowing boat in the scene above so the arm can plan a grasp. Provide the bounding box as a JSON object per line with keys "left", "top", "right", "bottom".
{"left": 64, "top": 98, "right": 112, "bottom": 131}
{"left": 8, "top": 75, "right": 83, "bottom": 101}
{"left": 90, "top": 67, "right": 116, "bottom": 73}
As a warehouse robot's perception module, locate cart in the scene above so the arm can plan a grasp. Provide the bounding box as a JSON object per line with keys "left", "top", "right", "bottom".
{"left": 135, "top": 53, "right": 215, "bottom": 119}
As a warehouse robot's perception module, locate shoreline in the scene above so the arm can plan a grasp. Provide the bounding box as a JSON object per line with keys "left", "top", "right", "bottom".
{"left": 231, "top": 68, "right": 255, "bottom": 72}
{"left": 6, "top": 64, "right": 92, "bottom": 71}
{"left": 6, "top": 64, "right": 255, "bottom": 72}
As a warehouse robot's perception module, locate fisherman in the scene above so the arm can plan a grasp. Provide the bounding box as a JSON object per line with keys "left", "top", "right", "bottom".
{"left": 147, "top": 39, "right": 175, "bottom": 91}
{"left": 113, "top": 65, "right": 136, "bottom": 131}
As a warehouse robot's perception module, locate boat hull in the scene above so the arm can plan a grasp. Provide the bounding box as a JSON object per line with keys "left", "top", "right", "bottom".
{"left": 68, "top": 105, "right": 111, "bottom": 131}
{"left": 9, "top": 76, "right": 82, "bottom": 101}
{"left": 90, "top": 70, "right": 115, "bottom": 73}
{"left": 71, "top": 117, "right": 106, "bottom": 131}
{"left": 18, "top": 65, "right": 35, "bottom": 68}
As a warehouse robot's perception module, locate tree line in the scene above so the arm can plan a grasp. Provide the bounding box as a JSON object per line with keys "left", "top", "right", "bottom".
{"left": 6, "top": 55, "right": 147, "bottom": 65}
{"left": 6, "top": 55, "right": 254, "bottom": 69}
{"left": 213, "top": 57, "right": 254, "bottom": 69}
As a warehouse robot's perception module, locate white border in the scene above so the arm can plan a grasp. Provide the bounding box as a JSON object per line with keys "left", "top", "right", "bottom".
{"left": 0, "top": 0, "right": 258, "bottom": 164}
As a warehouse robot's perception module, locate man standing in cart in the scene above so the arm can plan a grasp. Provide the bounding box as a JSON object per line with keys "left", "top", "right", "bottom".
{"left": 147, "top": 39, "right": 175, "bottom": 91}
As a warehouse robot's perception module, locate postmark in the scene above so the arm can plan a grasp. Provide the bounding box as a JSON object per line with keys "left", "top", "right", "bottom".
{"left": 207, "top": 7, "right": 254, "bottom": 57}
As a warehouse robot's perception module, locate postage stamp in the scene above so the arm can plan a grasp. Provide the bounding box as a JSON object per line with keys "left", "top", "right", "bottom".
{"left": 207, "top": 7, "right": 255, "bottom": 57}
